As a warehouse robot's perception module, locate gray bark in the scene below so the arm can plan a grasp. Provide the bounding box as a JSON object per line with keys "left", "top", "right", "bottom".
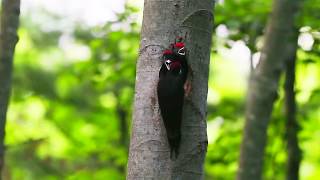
{"left": 237, "top": 0, "right": 301, "bottom": 179}
{"left": 284, "top": 31, "right": 301, "bottom": 180}
{"left": 127, "top": 0, "right": 215, "bottom": 179}
{"left": 0, "top": 0, "right": 20, "bottom": 176}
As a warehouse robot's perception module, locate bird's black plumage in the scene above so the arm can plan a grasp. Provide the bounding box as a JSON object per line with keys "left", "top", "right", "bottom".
{"left": 157, "top": 45, "right": 188, "bottom": 159}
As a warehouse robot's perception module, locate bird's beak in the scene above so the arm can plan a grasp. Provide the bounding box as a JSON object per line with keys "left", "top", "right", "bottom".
{"left": 165, "top": 60, "right": 171, "bottom": 70}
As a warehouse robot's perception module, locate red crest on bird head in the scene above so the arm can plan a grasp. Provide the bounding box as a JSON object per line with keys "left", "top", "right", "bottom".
{"left": 163, "top": 49, "right": 173, "bottom": 55}
{"left": 174, "top": 42, "right": 184, "bottom": 48}
{"left": 172, "top": 36, "right": 186, "bottom": 56}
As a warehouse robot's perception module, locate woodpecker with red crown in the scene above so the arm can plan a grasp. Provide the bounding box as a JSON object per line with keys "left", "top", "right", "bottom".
{"left": 157, "top": 38, "right": 189, "bottom": 159}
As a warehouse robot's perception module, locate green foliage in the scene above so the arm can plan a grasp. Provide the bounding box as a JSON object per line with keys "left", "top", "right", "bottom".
{"left": 5, "top": 4, "right": 139, "bottom": 179}
{"left": 205, "top": 0, "right": 320, "bottom": 179}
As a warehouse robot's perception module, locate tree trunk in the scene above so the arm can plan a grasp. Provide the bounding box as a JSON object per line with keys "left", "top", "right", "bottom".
{"left": 0, "top": 0, "right": 21, "bottom": 176}
{"left": 284, "top": 31, "right": 301, "bottom": 180}
{"left": 114, "top": 90, "right": 129, "bottom": 148}
{"left": 237, "top": 0, "right": 300, "bottom": 179}
{"left": 127, "top": 0, "right": 215, "bottom": 179}
{"left": 114, "top": 90, "right": 129, "bottom": 174}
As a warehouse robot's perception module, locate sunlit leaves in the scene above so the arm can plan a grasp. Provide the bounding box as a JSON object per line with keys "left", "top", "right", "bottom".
{"left": 6, "top": 3, "right": 139, "bottom": 179}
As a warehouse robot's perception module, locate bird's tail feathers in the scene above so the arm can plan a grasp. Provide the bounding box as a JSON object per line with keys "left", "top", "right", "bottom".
{"left": 168, "top": 135, "right": 181, "bottom": 160}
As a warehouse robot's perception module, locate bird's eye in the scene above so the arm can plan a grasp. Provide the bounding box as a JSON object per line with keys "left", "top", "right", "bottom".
{"left": 178, "top": 47, "right": 185, "bottom": 55}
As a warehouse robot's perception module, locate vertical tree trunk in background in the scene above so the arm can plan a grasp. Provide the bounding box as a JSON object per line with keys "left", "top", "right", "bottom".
{"left": 114, "top": 90, "right": 129, "bottom": 148}
{"left": 116, "top": 103, "right": 128, "bottom": 148}
{"left": 114, "top": 90, "right": 129, "bottom": 174}
{"left": 127, "top": 0, "right": 215, "bottom": 179}
{"left": 237, "top": 0, "right": 300, "bottom": 179}
{"left": 284, "top": 32, "right": 301, "bottom": 180}
{"left": 0, "top": 0, "right": 20, "bottom": 176}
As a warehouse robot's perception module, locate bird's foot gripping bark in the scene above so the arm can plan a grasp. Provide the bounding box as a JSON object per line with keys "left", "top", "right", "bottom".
{"left": 168, "top": 135, "right": 181, "bottom": 160}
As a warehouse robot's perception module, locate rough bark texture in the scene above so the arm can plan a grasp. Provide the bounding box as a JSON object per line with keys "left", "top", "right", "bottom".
{"left": 0, "top": 0, "right": 20, "bottom": 176}
{"left": 237, "top": 0, "right": 300, "bottom": 179}
{"left": 284, "top": 32, "right": 301, "bottom": 180}
{"left": 127, "top": 0, "right": 215, "bottom": 179}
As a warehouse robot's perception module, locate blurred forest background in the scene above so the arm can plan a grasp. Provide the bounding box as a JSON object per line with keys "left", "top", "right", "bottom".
{"left": 1, "top": 0, "right": 320, "bottom": 179}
